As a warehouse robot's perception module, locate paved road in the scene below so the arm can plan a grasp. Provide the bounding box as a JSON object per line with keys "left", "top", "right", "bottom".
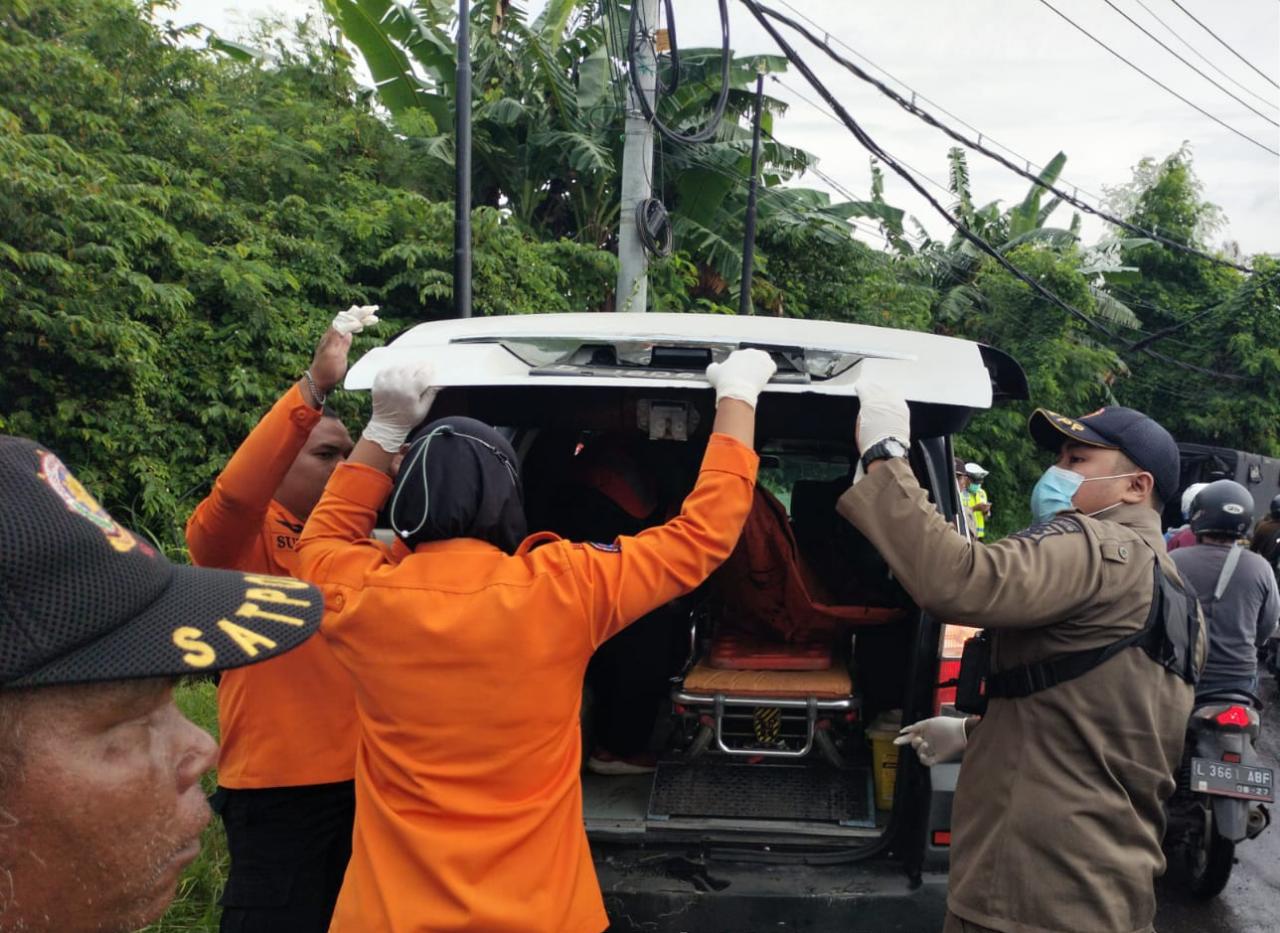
{"left": 1155, "top": 672, "right": 1280, "bottom": 933}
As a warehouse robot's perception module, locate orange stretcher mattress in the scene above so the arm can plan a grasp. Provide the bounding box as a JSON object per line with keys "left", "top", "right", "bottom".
{"left": 682, "top": 661, "right": 853, "bottom": 700}
{"left": 709, "top": 634, "right": 834, "bottom": 671}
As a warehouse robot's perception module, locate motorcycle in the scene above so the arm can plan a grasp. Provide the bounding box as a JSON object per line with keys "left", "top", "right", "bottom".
{"left": 1163, "top": 690, "right": 1272, "bottom": 898}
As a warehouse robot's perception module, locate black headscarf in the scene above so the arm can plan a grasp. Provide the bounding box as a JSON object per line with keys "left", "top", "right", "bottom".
{"left": 386, "top": 416, "right": 527, "bottom": 553}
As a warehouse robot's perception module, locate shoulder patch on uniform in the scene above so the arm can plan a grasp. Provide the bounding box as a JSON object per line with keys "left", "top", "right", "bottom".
{"left": 587, "top": 541, "right": 621, "bottom": 553}
{"left": 1009, "top": 515, "right": 1083, "bottom": 543}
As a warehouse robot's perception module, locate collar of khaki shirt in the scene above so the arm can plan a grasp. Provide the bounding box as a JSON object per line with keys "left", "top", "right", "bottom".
{"left": 1070, "top": 502, "right": 1170, "bottom": 568}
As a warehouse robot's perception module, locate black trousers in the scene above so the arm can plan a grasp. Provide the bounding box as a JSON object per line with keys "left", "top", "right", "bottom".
{"left": 212, "top": 780, "right": 355, "bottom": 933}
{"left": 587, "top": 610, "right": 677, "bottom": 756}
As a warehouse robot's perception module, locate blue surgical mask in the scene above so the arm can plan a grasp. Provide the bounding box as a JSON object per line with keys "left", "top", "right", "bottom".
{"left": 1030, "top": 466, "right": 1144, "bottom": 523}
{"left": 1030, "top": 466, "right": 1085, "bottom": 523}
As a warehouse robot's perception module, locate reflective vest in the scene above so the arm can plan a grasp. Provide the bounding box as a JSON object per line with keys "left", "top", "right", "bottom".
{"left": 964, "top": 486, "right": 989, "bottom": 538}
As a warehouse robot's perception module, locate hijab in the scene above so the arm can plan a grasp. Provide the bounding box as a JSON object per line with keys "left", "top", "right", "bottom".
{"left": 386, "top": 416, "right": 527, "bottom": 553}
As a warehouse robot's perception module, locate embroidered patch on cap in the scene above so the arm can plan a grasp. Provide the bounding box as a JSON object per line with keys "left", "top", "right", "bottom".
{"left": 37, "top": 451, "right": 151, "bottom": 556}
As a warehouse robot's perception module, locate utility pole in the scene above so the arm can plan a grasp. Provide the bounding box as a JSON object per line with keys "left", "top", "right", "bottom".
{"left": 739, "top": 68, "right": 766, "bottom": 316}
{"left": 615, "top": 0, "right": 658, "bottom": 313}
{"left": 454, "top": 0, "right": 472, "bottom": 318}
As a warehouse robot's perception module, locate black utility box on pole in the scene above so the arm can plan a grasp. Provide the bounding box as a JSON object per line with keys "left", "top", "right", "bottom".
{"left": 454, "top": 0, "right": 472, "bottom": 318}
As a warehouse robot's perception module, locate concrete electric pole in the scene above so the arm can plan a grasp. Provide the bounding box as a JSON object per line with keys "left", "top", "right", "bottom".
{"left": 615, "top": 0, "right": 658, "bottom": 313}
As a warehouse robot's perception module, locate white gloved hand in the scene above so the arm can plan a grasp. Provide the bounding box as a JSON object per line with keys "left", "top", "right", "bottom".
{"left": 705, "top": 348, "right": 778, "bottom": 409}
{"left": 893, "top": 716, "right": 969, "bottom": 767}
{"left": 362, "top": 364, "right": 438, "bottom": 453}
{"left": 856, "top": 378, "right": 911, "bottom": 451}
{"left": 332, "top": 304, "right": 381, "bottom": 336}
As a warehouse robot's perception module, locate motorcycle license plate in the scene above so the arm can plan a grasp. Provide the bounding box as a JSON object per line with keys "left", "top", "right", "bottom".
{"left": 1190, "top": 757, "right": 1275, "bottom": 802}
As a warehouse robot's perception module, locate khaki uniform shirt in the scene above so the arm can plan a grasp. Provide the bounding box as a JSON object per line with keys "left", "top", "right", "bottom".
{"left": 838, "top": 459, "right": 1205, "bottom": 933}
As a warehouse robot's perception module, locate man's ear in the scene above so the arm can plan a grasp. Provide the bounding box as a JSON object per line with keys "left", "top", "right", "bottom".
{"left": 1124, "top": 471, "right": 1155, "bottom": 505}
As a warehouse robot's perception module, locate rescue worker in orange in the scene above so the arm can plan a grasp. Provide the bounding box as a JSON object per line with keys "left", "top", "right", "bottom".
{"left": 185, "top": 305, "right": 377, "bottom": 932}
{"left": 294, "top": 349, "right": 776, "bottom": 933}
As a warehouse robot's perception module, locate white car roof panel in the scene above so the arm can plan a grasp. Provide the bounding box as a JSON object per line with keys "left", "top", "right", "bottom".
{"left": 345, "top": 312, "right": 994, "bottom": 409}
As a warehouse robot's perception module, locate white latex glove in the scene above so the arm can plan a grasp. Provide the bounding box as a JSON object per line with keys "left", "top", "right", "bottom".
{"left": 705, "top": 348, "right": 778, "bottom": 409}
{"left": 893, "top": 716, "right": 969, "bottom": 767}
{"left": 362, "top": 364, "right": 438, "bottom": 453}
{"left": 851, "top": 379, "right": 911, "bottom": 484}
{"left": 856, "top": 379, "right": 911, "bottom": 451}
{"left": 332, "top": 304, "right": 381, "bottom": 336}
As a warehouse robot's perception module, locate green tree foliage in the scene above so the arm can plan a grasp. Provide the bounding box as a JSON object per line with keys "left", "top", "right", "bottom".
{"left": 3, "top": 0, "right": 1275, "bottom": 560}
{"left": 323, "top": 0, "right": 893, "bottom": 307}
{"left": 1101, "top": 148, "right": 1280, "bottom": 454}
{"left": 0, "top": 0, "right": 615, "bottom": 547}
{"left": 758, "top": 225, "right": 933, "bottom": 329}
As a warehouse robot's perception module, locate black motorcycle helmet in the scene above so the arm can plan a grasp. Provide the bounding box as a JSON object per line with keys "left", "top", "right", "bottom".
{"left": 1189, "top": 480, "right": 1255, "bottom": 539}
{"left": 1271, "top": 493, "right": 1280, "bottom": 521}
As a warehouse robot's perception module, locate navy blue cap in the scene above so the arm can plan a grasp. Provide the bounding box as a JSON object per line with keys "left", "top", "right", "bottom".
{"left": 0, "top": 435, "right": 323, "bottom": 688}
{"left": 1028, "top": 406, "right": 1179, "bottom": 503}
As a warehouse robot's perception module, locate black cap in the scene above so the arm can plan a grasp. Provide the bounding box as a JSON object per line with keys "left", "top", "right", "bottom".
{"left": 0, "top": 436, "right": 322, "bottom": 689}
{"left": 1028, "top": 406, "right": 1180, "bottom": 503}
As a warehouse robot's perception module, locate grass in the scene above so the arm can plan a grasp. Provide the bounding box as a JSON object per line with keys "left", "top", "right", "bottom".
{"left": 143, "top": 680, "right": 226, "bottom": 933}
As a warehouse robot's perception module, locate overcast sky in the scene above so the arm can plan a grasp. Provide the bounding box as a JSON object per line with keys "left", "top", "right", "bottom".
{"left": 171, "top": 0, "right": 1280, "bottom": 255}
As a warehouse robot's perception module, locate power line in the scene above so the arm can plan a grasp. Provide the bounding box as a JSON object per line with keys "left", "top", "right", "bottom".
{"left": 738, "top": 0, "right": 1251, "bottom": 383}
{"left": 1125, "top": 297, "right": 1227, "bottom": 351}
{"left": 1166, "top": 0, "right": 1280, "bottom": 90}
{"left": 771, "top": 0, "right": 1112, "bottom": 207}
{"left": 768, "top": 75, "right": 956, "bottom": 200}
{"left": 1131, "top": 0, "right": 1278, "bottom": 113}
{"left": 1099, "top": 0, "right": 1277, "bottom": 125}
{"left": 666, "top": 145, "right": 916, "bottom": 244}
{"left": 1034, "top": 0, "right": 1279, "bottom": 155}
{"left": 752, "top": 2, "right": 1255, "bottom": 274}
{"left": 740, "top": 1, "right": 1122, "bottom": 342}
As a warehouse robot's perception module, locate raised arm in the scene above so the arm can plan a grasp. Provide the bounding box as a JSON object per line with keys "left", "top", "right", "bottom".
{"left": 185, "top": 306, "right": 379, "bottom": 567}
{"left": 836, "top": 381, "right": 1102, "bottom": 628}
{"left": 569, "top": 349, "right": 774, "bottom": 647}
{"left": 296, "top": 361, "right": 438, "bottom": 588}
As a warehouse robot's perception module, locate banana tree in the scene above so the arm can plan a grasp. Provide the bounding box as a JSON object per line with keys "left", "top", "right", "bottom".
{"left": 930, "top": 147, "right": 1140, "bottom": 331}
{"left": 323, "top": 0, "right": 903, "bottom": 305}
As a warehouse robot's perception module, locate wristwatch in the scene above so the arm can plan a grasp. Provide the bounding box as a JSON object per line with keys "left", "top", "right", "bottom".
{"left": 860, "top": 437, "right": 909, "bottom": 471}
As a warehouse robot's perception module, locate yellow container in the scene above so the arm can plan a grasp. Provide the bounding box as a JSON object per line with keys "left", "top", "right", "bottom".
{"left": 867, "top": 712, "right": 902, "bottom": 811}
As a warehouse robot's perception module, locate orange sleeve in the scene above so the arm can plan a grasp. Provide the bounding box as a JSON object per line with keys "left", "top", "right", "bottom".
{"left": 295, "top": 460, "right": 395, "bottom": 597}
{"left": 185, "top": 382, "right": 321, "bottom": 568}
{"left": 567, "top": 433, "right": 757, "bottom": 648}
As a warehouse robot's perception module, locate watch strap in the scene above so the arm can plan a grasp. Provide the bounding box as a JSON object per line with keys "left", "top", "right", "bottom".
{"left": 860, "top": 437, "right": 907, "bottom": 471}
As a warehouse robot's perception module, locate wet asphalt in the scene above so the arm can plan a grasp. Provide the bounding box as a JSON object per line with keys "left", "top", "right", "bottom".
{"left": 1154, "top": 672, "right": 1280, "bottom": 933}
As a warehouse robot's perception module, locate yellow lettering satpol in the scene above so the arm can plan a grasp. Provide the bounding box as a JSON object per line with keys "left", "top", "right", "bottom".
{"left": 244, "top": 587, "right": 311, "bottom": 608}
{"left": 236, "top": 601, "right": 307, "bottom": 627}
{"left": 243, "top": 573, "right": 311, "bottom": 591}
{"left": 172, "top": 576, "right": 315, "bottom": 670}
{"left": 172, "top": 626, "right": 216, "bottom": 668}
{"left": 217, "top": 618, "right": 279, "bottom": 657}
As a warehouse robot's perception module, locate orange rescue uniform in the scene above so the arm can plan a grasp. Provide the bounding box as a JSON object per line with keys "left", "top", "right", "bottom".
{"left": 186, "top": 383, "right": 359, "bottom": 788}
{"left": 295, "top": 433, "right": 758, "bottom": 933}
